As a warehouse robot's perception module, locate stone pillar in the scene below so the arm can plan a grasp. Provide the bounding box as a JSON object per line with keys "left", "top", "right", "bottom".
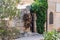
{"left": 34, "top": 13, "right": 37, "bottom": 32}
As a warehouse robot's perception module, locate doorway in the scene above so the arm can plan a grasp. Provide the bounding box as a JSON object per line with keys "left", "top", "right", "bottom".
{"left": 30, "top": 13, "right": 34, "bottom": 32}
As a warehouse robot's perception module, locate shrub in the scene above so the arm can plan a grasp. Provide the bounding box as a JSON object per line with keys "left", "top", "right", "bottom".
{"left": 30, "top": 0, "right": 48, "bottom": 34}
{"left": 0, "top": 20, "right": 20, "bottom": 40}
{"left": 44, "top": 30, "right": 59, "bottom": 40}
{"left": 7, "top": 27, "right": 20, "bottom": 39}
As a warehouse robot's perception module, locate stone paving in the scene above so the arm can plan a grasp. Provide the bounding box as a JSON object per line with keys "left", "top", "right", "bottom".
{"left": 15, "top": 33, "right": 44, "bottom": 40}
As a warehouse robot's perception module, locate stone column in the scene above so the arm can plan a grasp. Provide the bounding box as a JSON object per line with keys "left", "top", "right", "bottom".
{"left": 34, "top": 13, "right": 37, "bottom": 32}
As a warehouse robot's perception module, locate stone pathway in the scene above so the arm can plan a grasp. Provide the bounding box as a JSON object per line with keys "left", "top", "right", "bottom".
{"left": 15, "top": 33, "right": 44, "bottom": 40}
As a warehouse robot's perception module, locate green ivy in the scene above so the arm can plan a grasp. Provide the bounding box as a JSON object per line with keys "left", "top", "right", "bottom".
{"left": 30, "top": 0, "right": 48, "bottom": 34}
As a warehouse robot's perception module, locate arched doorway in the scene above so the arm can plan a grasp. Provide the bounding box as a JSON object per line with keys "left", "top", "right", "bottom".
{"left": 49, "top": 12, "right": 53, "bottom": 24}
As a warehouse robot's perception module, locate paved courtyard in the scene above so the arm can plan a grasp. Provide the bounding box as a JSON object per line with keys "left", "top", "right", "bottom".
{"left": 15, "top": 33, "right": 44, "bottom": 40}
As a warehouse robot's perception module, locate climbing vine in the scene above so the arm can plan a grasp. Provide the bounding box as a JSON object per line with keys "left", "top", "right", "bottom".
{"left": 30, "top": 0, "right": 48, "bottom": 34}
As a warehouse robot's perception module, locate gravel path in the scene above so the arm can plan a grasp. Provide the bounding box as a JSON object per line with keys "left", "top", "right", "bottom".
{"left": 15, "top": 33, "right": 44, "bottom": 40}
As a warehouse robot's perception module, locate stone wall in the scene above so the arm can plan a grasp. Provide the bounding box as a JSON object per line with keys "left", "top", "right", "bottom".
{"left": 8, "top": 5, "right": 32, "bottom": 33}
{"left": 48, "top": 0, "right": 60, "bottom": 31}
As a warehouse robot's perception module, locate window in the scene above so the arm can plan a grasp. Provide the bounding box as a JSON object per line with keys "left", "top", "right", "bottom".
{"left": 49, "top": 12, "right": 53, "bottom": 24}
{"left": 56, "top": 3, "right": 60, "bottom": 12}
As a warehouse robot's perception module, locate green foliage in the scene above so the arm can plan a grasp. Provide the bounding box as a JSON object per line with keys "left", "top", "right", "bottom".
{"left": 44, "top": 30, "right": 59, "bottom": 40}
{"left": 0, "top": 20, "right": 8, "bottom": 39}
{"left": 7, "top": 27, "right": 20, "bottom": 39}
{"left": 30, "top": 0, "right": 48, "bottom": 34}
{"left": 0, "top": 22, "right": 20, "bottom": 39}
{"left": 0, "top": 0, "right": 20, "bottom": 19}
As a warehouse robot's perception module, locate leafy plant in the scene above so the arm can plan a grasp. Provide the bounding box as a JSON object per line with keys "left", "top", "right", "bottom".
{"left": 7, "top": 27, "right": 20, "bottom": 39}
{"left": 0, "top": 20, "right": 8, "bottom": 40}
{"left": 0, "top": 0, "right": 20, "bottom": 19}
{"left": 44, "top": 30, "right": 59, "bottom": 40}
{"left": 30, "top": 0, "right": 48, "bottom": 34}
{"left": 0, "top": 20, "right": 20, "bottom": 40}
{"left": 0, "top": 0, "right": 20, "bottom": 40}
